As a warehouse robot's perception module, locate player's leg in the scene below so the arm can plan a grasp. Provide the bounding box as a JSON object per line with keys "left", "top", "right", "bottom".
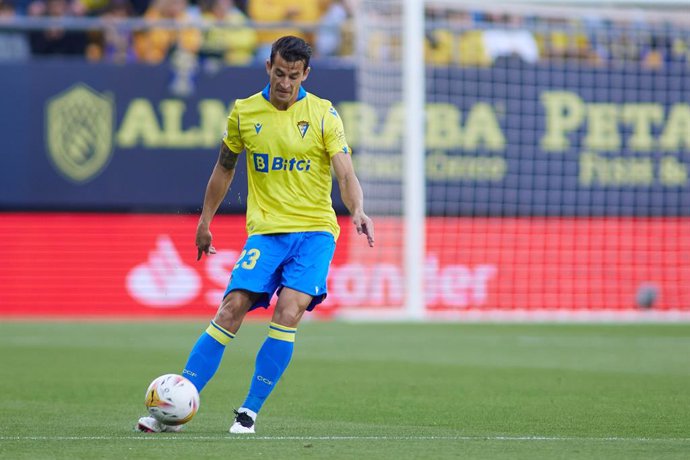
{"left": 181, "top": 289, "right": 258, "bottom": 392}
{"left": 183, "top": 234, "right": 284, "bottom": 394}
{"left": 136, "top": 290, "right": 257, "bottom": 433}
{"left": 138, "top": 235, "right": 283, "bottom": 433}
{"left": 230, "top": 288, "right": 312, "bottom": 434}
{"left": 231, "top": 232, "right": 336, "bottom": 434}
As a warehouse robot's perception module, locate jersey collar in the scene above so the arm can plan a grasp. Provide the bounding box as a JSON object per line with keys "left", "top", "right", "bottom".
{"left": 262, "top": 84, "right": 307, "bottom": 104}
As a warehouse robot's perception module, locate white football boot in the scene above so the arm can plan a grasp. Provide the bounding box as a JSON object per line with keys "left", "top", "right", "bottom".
{"left": 229, "top": 409, "right": 256, "bottom": 434}
{"left": 136, "top": 416, "right": 183, "bottom": 433}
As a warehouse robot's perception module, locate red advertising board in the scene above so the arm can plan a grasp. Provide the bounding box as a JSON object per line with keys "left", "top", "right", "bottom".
{"left": 1, "top": 213, "right": 688, "bottom": 318}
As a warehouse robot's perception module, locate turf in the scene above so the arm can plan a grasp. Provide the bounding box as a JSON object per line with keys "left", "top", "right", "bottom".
{"left": 0, "top": 321, "right": 688, "bottom": 459}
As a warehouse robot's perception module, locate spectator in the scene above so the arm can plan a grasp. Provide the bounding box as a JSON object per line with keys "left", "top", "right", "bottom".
{"left": 72, "top": 0, "right": 108, "bottom": 15}
{"left": 425, "top": 28, "right": 454, "bottom": 66}
{"left": 8, "top": 0, "right": 31, "bottom": 13}
{"left": 28, "top": 0, "right": 89, "bottom": 56}
{"left": 539, "top": 19, "right": 596, "bottom": 63}
{"left": 670, "top": 35, "right": 689, "bottom": 64}
{"left": 133, "top": 0, "right": 202, "bottom": 64}
{"left": 246, "top": 0, "right": 322, "bottom": 61}
{"left": 362, "top": 2, "right": 401, "bottom": 62}
{"left": 641, "top": 34, "right": 673, "bottom": 70}
{"left": 99, "top": 0, "right": 136, "bottom": 63}
{"left": 457, "top": 29, "right": 490, "bottom": 66}
{"left": 452, "top": 12, "right": 490, "bottom": 67}
{"left": 424, "top": 7, "right": 476, "bottom": 66}
{"left": 315, "top": 0, "right": 348, "bottom": 57}
{"left": 0, "top": 0, "right": 31, "bottom": 61}
{"left": 608, "top": 27, "right": 640, "bottom": 64}
{"left": 198, "top": 0, "right": 256, "bottom": 65}
{"left": 578, "top": 18, "right": 608, "bottom": 66}
{"left": 481, "top": 14, "right": 539, "bottom": 65}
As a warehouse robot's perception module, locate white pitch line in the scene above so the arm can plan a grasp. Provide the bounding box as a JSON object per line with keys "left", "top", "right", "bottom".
{"left": 1, "top": 436, "right": 689, "bottom": 442}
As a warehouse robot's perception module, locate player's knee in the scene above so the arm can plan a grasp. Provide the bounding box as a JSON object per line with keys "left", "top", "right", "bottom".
{"left": 214, "top": 293, "right": 251, "bottom": 331}
{"left": 272, "top": 307, "right": 304, "bottom": 328}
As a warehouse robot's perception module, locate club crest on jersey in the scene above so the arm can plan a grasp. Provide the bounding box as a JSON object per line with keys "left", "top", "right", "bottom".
{"left": 297, "top": 120, "right": 309, "bottom": 138}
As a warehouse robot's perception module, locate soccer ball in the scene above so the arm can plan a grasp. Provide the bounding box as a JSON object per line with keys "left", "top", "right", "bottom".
{"left": 144, "top": 374, "right": 200, "bottom": 425}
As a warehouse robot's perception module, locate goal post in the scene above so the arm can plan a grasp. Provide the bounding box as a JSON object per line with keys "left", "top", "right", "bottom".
{"left": 344, "top": 0, "right": 690, "bottom": 321}
{"left": 402, "top": 0, "right": 427, "bottom": 319}
{"left": 349, "top": 0, "right": 427, "bottom": 320}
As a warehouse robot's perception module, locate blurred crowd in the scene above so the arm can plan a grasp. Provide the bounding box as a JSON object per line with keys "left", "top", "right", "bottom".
{"left": 421, "top": 9, "right": 690, "bottom": 70}
{"left": 0, "top": 0, "right": 354, "bottom": 63}
{"left": 0, "top": 0, "right": 688, "bottom": 69}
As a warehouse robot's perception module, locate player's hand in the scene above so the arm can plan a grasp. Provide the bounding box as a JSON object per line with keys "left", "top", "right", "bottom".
{"left": 353, "top": 210, "right": 375, "bottom": 247}
{"left": 195, "top": 224, "right": 217, "bottom": 260}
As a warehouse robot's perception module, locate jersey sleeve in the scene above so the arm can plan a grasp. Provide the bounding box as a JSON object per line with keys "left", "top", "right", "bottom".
{"left": 322, "top": 105, "right": 351, "bottom": 158}
{"left": 222, "top": 102, "right": 244, "bottom": 153}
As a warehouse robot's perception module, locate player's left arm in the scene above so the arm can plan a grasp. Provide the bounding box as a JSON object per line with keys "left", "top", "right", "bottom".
{"left": 332, "top": 152, "right": 375, "bottom": 247}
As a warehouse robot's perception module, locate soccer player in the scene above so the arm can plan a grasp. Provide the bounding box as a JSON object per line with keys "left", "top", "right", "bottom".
{"left": 137, "top": 35, "right": 374, "bottom": 434}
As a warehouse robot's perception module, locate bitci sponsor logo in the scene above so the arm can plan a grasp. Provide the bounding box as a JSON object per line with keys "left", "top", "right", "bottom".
{"left": 252, "top": 153, "right": 311, "bottom": 173}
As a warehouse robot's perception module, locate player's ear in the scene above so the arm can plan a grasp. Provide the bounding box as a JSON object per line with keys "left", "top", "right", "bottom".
{"left": 302, "top": 66, "right": 311, "bottom": 81}
{"left": 265, "top": 59, "right": 271, "bottom": 75}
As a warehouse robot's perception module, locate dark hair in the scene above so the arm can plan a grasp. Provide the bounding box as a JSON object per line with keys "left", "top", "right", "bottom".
{"left": 270, "top": 36, "right": 312, "bottom": 69}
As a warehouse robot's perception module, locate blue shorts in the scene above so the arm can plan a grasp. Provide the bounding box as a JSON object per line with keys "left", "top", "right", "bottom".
{"left": 224, "top": 232, "right": 336, "bottom": 312}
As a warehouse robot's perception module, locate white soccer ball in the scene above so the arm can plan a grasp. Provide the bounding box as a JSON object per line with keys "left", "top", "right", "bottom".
{"left": 144, "top": 374, "right": 200, "bottom": 425}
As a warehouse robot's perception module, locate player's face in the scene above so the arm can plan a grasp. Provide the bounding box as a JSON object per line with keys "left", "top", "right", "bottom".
{"left": 266, "top": 53, "right": 310, "bottom": 110}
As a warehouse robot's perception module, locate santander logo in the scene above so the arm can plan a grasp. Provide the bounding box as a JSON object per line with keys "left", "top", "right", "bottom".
{"left": 125, "top": 234, "right": 495, "bottom": 310}
{"left": 126, "top": 235, "right": 201, "bottom": 307}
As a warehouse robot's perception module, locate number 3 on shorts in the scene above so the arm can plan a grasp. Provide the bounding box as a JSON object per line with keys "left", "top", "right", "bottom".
{"left": 234, "top": 248, "right": 261, "bottom": 270}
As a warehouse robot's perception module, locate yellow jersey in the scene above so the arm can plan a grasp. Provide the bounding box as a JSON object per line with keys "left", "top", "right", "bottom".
{"left": 223, "top": 85, "right": 350, "bottom": 239}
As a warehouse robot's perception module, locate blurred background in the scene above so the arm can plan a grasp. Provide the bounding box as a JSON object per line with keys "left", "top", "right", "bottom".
{"left": 1, "top": 0, "right": 689, "bottom": 321}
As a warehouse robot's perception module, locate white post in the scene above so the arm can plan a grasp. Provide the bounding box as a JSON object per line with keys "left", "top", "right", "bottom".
{"left": 402, "top": 0, "right": 426, "bottom": 319}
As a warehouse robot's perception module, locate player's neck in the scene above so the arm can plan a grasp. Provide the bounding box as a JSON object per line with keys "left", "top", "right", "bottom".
{"left": 269, "top": 96, "right": 297, "bottom": 111}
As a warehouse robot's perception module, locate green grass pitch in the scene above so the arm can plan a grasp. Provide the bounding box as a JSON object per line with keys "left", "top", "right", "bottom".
{"left": 1, "top": 321, "right": 689, "bottom": 459}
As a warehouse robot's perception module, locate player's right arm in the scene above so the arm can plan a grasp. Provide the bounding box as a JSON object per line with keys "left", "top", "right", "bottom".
{"left": 196, "top": 143, "right": 240, "bottom": 260}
